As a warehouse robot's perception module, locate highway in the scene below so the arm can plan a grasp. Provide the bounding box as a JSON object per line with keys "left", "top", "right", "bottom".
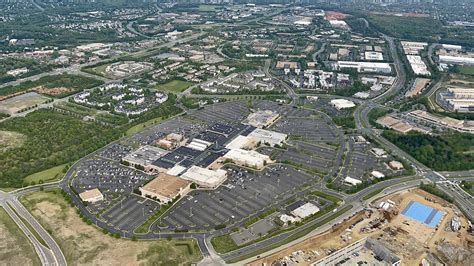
{"left": 0, "top": 188, "right": 66, "bottom": 266}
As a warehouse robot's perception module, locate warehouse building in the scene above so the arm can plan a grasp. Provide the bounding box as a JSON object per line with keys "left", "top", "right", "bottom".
{"left": 223, "top": 148, "right": 271, "bottom": 169}
{"left": 336, "top": 61, "right": 392, "bottom": 74}
{"left": 140, "top": 173, "right": 191, "bottom": 203}
{"left": 79, "top": 188, "right": 104, "bottom": 203}
{"left": 181, "top": 166, "right": 227, "bottom": 189}
{"left": 439, "top": 55, "right": 474, "bottom": 66}
{"left": 439, "top": 87, "right": 474, "bottom": 112}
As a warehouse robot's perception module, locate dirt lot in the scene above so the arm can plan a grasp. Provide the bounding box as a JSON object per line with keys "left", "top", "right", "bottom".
{"left": 32, "top": 86, "right": 73, "bottom": 96}
{"left": 0, "top": 207, "right": 41, "bottom": 266}
{"left": 0, "top": 92, "right": 49, "bottom": 114}
{"left": 20, "top": 189, "right": 202, "bottom": 266}
{"left": 248, "top": 189, "right": 473, "bottom": 266}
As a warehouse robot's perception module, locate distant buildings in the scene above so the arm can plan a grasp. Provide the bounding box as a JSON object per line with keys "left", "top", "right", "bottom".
{"left": 401, "top": 41, "right": 431, "bottom": 76}
{"left": 336, "top": 61, "right": 392, "bottom": 74}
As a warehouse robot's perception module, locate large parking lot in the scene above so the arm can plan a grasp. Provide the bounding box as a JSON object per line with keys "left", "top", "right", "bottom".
{"left": 189, "top": 101, "right": 251, "bottom": 125}
{"left": 157, "top": 165, "right": 315, "bottom": 230}
{"left": 272, "top": 116, "right": 340, "bottom": 143}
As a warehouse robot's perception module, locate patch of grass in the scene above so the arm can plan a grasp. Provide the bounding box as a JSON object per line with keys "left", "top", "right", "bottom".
{"left": 24, "top": 163, "right": 67, "bottom": 185}
{"left": 0, "top": 207, "right": 41, "bottom": 265}
{"left": 309, "top": 190, "right": 342, "bottom": 204}
{"left": 198, "top": 4, "right": 217, "bottom": 12}
{"left": 126, "top": 117, "right": 164, "bottom": 136}
{"left": 155, "top": 80, "right": 194, "bottom": 93}
{"left": 211, "top": 234, "right": 238, "bottom": 254}
{"left": 457, "top": 65, "right": 474, "bottom": 76}
{"left": 362, "top": 187, "right": 385, "bottom": 200}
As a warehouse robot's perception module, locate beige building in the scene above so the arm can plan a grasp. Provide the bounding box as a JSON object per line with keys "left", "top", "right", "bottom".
{"left": 140, "top": 173, "right": 191, "bottom": 203}
{"left": 79, "top": 188, "right": 104, "bottom": 203}
{"left": 181, "top": 166, "right": 228, "bottom": 189}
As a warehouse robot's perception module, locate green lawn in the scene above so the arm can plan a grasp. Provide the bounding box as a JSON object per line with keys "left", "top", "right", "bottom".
{"left": 198, "top": 4, "right": 217, "bottom": 12}
{"left": 362, "top": 187, "right": 386, "bottom": 200}
{"left": 155, "top": 80, "right": 193, "bottom": 93}
{"left": 24, "top": 163, "right": 67, "bottom": 185}
{"left": 458, "top": 65, "right": 474, "bottom": 76}
{"left": 210, "top": 234, "right": 238, "bottom": 254}
{"left": 0, "top": 207, "right": 41, "bottom": 265}
{"left": 126, "top": 117, "right": 164, "bottom": 136}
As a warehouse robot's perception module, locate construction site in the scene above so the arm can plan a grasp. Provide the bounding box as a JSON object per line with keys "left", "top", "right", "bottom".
{"left": 248, "top": 189, "right": 474, "bottom": 266}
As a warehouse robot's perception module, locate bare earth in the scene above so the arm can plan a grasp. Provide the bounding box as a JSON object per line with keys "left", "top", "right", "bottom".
{"left": 248, "top": 189, "right": 473, "bottom": 266}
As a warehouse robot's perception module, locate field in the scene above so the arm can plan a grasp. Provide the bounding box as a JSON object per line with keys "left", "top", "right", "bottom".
{"left": 0, "top": 207, "right": 41, "bottom": 265}
{"left": 82, "top": 63, "right": 109, "bottom": 77}
{"left": 0, "top": 92, "right": 50, "bottom": 114}
{"left": 20, "top": 189, "right": 202, "bottom": 265}
{"left": 155, "top": 80, "right": 193, "bottom": 93}
{"left": 457, "top": 65, "right": 474, "bottom": 76}
{"left": 23, "top": 163, "right": 67, "bottom": 185}
{"left": 0, "top": 130, "right": 27, "bottom": 152}
{"left": 198, "top": 4, "right": 217, "bottom": 12}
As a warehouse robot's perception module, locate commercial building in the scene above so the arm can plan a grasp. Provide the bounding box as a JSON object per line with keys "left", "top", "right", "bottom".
{"left": 247, "top": 128, "right": 287, "bottom": 147}
{"left": 245, "top": 110, "right": 280, "bottom": 128}
{"left": 156, "top": 133, "right": 186, "bottom": 150}
{"left": 223, "top": 148, "right": 271, "bottom": 169}
{"left": 187, "top": 138, "right": 213, "bottom": 151}
{"left": 408, "top": 110, "right": 474, "bottom": 133}
{"left": 344, "top": 176, "right": 362, "bottom": 186}
{"left": 140, "top": 173, "right": 191, "bottom": 203}
{"left": 181, "top": 166, "right": 227, "bottom": 189}
{"left": 330, "top": 99, "right": 356, "bottom": 110}
{"left": 376, "top": 115, "right": 417, "bottom": 134}
{"left": 291, "top": 202, "right": 320, "bottom": 219}
{"left": 364, "top": 51, "right": 383, "bottom": 61}
{"left": 225, "top": 135, "right": 258, "bottom": 150}
{"left": 312, "top": 237, "right": 401, "bottom": 266}
{"left": 122, "top": 145, "right": 168, "bottom": 171}
{"left": 406, "top": 55, "right": 431, "bottom": 76}
{"left": 388, "top": 161, "right": 404, "bottom": 171}
{"left": 79, "top": 188, "right": 104, "bottom": 203}
{"left": 336, "top": 61, "right": 392, "bottom": 74}
{"left": 400, "top": 41, "right": 427, "bottom": 55}
{"left": 371, "top": 170, "right": 385, "bottom": 179}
